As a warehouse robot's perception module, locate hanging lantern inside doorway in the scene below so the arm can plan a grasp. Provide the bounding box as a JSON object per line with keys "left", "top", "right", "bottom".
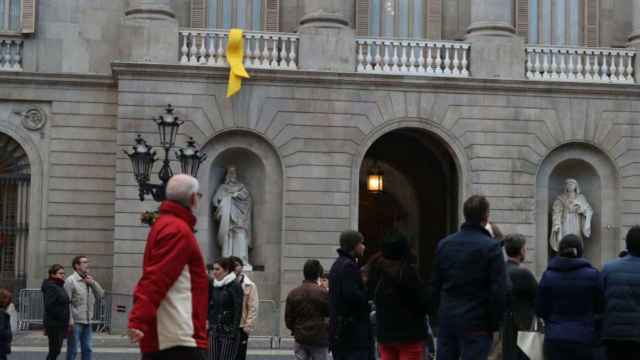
{"left": 367, "top": 162, "right": 384, "bottom": 193}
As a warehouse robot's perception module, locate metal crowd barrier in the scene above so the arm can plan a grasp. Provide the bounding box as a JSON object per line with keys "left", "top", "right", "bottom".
{"left": 18, "top": 288, "right": 112, "bottom": 332}
{"left": 253, "top": 299, "right": 280, "bottom": 348}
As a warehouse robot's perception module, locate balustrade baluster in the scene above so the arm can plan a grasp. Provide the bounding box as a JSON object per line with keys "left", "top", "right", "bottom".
{"left": 180, "top": 32, "right": 189, "bottom": 64}
{"left": 435, "top": 46, "right": 443, "bottom": 74}
{"left": 207, "top": 34, "right": 217, "bottom": 65}
{"left": 461, "top": 46, "right": 469, "bottom": 76}
{"left": 189, "top": 32, "right": 199, "bottom": 65}
{"left": 452, "top": 46, "right": 460, "bottom": 76}
{"left": 199, "top": 33, "right": 207, "bottom": 64}
{"left": 426, "top": 45, "right": 434, "bottom": 74}
{"left": 366, "top": 41, "right": 374, "bottom": 72}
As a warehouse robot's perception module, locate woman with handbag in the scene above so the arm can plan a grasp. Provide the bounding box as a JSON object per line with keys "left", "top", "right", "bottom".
{"left": 41, "top": 264, "right": 71, "bottom": 360}
{"left": 536, "top": 234, "right": 604, "bottom": 360}
{"left": 208, "top": 257, "right": 244, "bottom": 360}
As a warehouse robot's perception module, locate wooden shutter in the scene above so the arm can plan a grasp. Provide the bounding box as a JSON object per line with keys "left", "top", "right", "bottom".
{"left": 515, "top": 0, "right": 529, "bottom": 42}
{"left": 265, "top": 0, "right": 279, "bottom": 32}
{"left": 584, "top": 0, "right": 599, "bottom": 46}
{"left": 20, "top": 0, "right": 36, "bottom": 34}
{"left": 356, "top": 0, "right": 370, "bottom": 36}
{"left": 191, "top": 0, "right": 206, "bottom": 28}
{"left": 426, "top": 0, "right": 442, "bottom": 40}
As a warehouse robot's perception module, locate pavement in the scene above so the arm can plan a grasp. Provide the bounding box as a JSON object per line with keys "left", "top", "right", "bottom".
{"left": 11, "top": 331, "right": 296, "bottom": 359}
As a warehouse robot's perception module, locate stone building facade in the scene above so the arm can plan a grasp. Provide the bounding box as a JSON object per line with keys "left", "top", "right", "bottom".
{"left": 1, "top": 0, "right": 640, "bottom": 333}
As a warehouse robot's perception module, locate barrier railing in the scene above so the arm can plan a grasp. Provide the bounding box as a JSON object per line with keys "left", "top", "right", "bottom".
{"left": 179, "top": 29, "right": 299, "bottom": 70}
{"left": 356, "top": 37, "right": 470, "bottom": 77}
{"left": 0, "top": 38, "right": 23, "bottom": 71}
{"left": 18, "top": 288, "right": 111, "bottom": 332}
{"left": 525, "top": 45, "right": 636, "bottom": 84}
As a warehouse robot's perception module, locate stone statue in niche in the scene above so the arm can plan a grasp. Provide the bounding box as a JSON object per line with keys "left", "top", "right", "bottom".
{"left": 549, "top": 178, "right": 593, "bottom": 252}
{"left": 212, "top": 166, "right": 252, "bottom": 269}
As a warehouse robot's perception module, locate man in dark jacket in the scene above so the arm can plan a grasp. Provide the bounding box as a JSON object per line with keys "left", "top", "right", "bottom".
{"left": 329, "top": 230, "right": 371, "bottom": 360}
{"left": 430, "top": 195, "right": 507, "bottom": 360}
{"left": 502, "top": 233, "right": 538, "bottom": 360}
{"left": 285, "top": 259, "right": 330, "bottom": 360}
{"left": 602, "top": 225, "right": 640, "bottom": 359}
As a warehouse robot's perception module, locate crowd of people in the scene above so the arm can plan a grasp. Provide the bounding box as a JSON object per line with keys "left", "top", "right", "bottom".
{"left": 30, "top": 173, "right": 640, "bottom": 360}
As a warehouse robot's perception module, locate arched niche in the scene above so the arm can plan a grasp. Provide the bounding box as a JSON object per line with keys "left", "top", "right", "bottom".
{"left": 536, "top": 143, "right": 620, "bottom": 272}
{"left": 197, "top": 130, "right": 284, "bottom": 306}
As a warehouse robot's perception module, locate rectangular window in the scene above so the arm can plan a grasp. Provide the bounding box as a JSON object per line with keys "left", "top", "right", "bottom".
{"left": 530, "top": 0, "right": 582, "bottom": 46}
{"left": 207, "top": 0, "right": 264, "bottom": 31}
{"left": 369, "top": 0, "right": 426, "bottom": 39}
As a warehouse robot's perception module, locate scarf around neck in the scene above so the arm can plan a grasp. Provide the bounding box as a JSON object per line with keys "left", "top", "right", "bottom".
{"left": 213, "top": 272, "right": 236, "bottom": 288}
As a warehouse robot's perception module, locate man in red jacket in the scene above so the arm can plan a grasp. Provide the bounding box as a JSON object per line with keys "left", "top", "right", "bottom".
{"left": 128, "top": 174, "right": 208, "bottom": 360}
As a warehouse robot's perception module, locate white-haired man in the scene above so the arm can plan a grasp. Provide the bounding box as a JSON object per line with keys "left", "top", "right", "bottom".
{"left": 128, "top": 174, "right": 208, "bottom": 360}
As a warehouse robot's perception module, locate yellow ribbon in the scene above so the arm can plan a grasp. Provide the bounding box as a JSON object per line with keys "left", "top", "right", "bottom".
{"left": 226, "top": 29, "right": 250, "bottom": 98}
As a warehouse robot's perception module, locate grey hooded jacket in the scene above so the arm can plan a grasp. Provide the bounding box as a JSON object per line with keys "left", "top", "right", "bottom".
{"left": 64, "top": 272, "right": 105, "bottom": 324}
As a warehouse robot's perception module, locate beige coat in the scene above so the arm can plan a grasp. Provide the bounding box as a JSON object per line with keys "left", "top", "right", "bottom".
{"left": 65, "top": 272, "right": 105, "bottom": 324}
{"left": 239, "top": 274, "right": 259, "bottom": 333}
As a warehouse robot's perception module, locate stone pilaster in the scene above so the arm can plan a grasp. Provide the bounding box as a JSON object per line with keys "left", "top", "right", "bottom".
{"left": 465, "top": 0, "right": 525, "bottom": 79}
{"left": 119, "top": 0, "right": 179, "bottom": 64}
{"left": 297, "top": 0, "right": 356, "bottom": 72}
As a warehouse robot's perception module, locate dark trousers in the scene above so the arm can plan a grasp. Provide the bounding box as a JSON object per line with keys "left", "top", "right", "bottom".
{"left": 209, "top": 331, "right": 239, "bottom": 360}
{"left": 235, "top": 330, "right": 248, "bottom": 360}
{"left": 436, "top": 333, "right": 493, "bottom": 360}
{"left": 46, "top": 326, "right": 66, "bottom": 360}
{"left": 332, "top": 349, "right": 370, "bottom": 360}
{"left": 605, "top": 340, "right": 640, "bottom": 360}
{"left": 142, "top": 346, "right": 206, "bottom": 360}
{"left": 544, "top": 341, "right": 594, "bottom": 360}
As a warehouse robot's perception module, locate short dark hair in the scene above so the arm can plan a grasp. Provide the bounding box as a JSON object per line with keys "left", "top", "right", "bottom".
{"left": 0, "top": 289, "right": 11, "bottom": 310}
{"left": 340, "top": 230, "right": 364, "bottom": 253}
{"left": 463, "top": 195, "right": 490, "bottom": 224}
{"left": 214, "top": 257, "right": 235, "bottom": 273}
{"left": 504, "top": 233, "right": 526, "bottom": 257}
{"left": 229, "top": 256, "right": 244, "bottom": 268}
{"left": 48, "top": 264, "right": 64, "bottom": 276}
{"left": 558, "top": 234, "right": 583, "bottom": 258}
{"left": 71, "top": 256, "right": 87, "bottom": 271}
{"left": 626, "top": 226, "right": 640, "bottom": 256}
{"left": 303, "top": 259, "right": 323, "bottom": 281}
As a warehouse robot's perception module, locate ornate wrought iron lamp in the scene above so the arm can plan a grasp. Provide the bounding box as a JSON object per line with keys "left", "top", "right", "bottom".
{"left": 124, "top": 104, "right": 207, "bottom": 202}
{"left": 367, "top": 161, "right": 384, "bottom": 193}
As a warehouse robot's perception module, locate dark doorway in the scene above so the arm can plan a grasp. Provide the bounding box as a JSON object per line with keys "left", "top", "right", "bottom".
{"left": 359, "top": 129, "right": 458, "bottom": 280}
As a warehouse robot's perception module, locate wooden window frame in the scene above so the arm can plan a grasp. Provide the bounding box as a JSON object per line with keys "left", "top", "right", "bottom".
{"left": 0, "top": 0, "right": 35, "bottom": 36}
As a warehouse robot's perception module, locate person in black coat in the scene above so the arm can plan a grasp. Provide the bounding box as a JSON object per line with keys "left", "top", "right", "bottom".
{"left": 601, "top": 226, "right": 640, "bottom": 359}
{"left": 502, "top": 234, "right": 538, "bottom": 360}
{"left": 41, "top": 264, "right": 71, "bottom": 360}
{"left": 367, "top": 232, "right": 430, "bottom": 360}
{"left": 536, "top": 234, "right": 604, "bottom": 360}
{"left": 329, "top": 230, "right": 371, "bottom": 360}
{"left": 430, "top": 195, "right": 508, "bottom": 360}
{"left": 208, "top": 257, "right": 244, "bottom": 360}
{"left": 0, "top": 289, "right": 12, "bottom": 360}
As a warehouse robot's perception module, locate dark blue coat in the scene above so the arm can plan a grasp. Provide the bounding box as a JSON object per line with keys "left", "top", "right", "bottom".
{"left": 430, "top": 223, "right": 507, "bottom": 335}
{"left": 328, "top": 249, "right": 371, "bottom": 351}
{"left": 536, "top": 257, "right": 604, "bottom": 345}
{"left": 601, "top": 255, "right": 640, "bottom": 341}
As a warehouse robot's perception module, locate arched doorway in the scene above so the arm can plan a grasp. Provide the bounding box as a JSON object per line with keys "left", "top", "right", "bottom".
{"left": 358, "top": 128, "right": 459, "bottom": 279}
{"left": 0, "top": 132, "right": 30, "bottom": 292}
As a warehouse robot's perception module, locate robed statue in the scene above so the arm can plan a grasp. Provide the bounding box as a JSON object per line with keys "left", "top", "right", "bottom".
{"left": 212, "top": 166, "right": 252, "bottom": 268}
{"left": 549, "top": 178, "right": 593, "bottom": 252}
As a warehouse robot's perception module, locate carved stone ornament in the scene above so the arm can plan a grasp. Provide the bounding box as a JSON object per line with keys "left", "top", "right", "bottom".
{"left": 15, "top": 107, "right": 47, "bottom": 131}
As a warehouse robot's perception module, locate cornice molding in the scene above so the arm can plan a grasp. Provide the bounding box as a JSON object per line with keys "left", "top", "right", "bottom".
{"left": 0, "top": 72, "right": 116, "bottom": 88}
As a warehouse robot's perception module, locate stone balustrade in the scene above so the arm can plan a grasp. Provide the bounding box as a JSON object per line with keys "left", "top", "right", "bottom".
{"left": 526, "top": 46, "right": 636, "bottom": 84}
{"left": 179, "top": 29, "right": 299, "bottom": 70}
{"left": 356, "top": 38, "right": 470, "bottom": 77}
{"left": 0, "top": 39, "right": 23, "bottom": 72}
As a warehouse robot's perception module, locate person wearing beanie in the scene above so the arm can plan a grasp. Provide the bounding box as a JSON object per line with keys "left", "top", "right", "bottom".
{"left": 536, "top": 234, "right": 604, "bottom": 360}
{"left": 601, "top": 225, "right": 640, "bottom": 359}
{"left": 367, "top": 232, "right": 430, "bottom": 360}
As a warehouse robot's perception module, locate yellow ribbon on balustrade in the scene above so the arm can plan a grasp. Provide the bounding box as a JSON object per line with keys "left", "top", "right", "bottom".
{"left": 226, "top": 28, "right": 250, "bottom": 98}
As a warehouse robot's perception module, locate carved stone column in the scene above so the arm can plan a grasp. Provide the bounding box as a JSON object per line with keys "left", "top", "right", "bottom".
{"left": 465, "top": 0, "right": 524, "bottom": 79}
{"left": 119, "top": 0, "right": 179, "bottom": 64}
{"left": 297, "top": 0, "right": 356, "bottom": 72}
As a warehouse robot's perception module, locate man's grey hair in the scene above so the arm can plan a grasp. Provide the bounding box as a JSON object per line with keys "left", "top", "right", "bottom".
{"left": 166, "top": 174, "right": 199, "bottom": 207}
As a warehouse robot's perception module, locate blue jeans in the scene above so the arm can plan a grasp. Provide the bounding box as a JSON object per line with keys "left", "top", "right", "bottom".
{"left": 436, "top": 333, "right": 493, "bottom": 360}
{"left": 66, "top": 323, "right": 92, "bottom": 360}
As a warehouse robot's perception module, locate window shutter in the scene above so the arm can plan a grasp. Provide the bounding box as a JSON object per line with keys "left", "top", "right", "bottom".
{"left": 356, "top": 0, "right": 369, "bottom": 36}
{"left": 265, "top": 0, "right": 279, "bottom": 32}
{"left": 20, "top": 0, "right": 36, "bottom": 34}
{"left": 515, "top": 0, "right": 529, "bottom": 42}
{"left": 584, "top": 0, "right": 599, "bottom": 46}
{"left": 426, "top": 0, "right": 442, "bottom": 40}
{"left": 191, "top": 0, "right": 206, "bottom": 28}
